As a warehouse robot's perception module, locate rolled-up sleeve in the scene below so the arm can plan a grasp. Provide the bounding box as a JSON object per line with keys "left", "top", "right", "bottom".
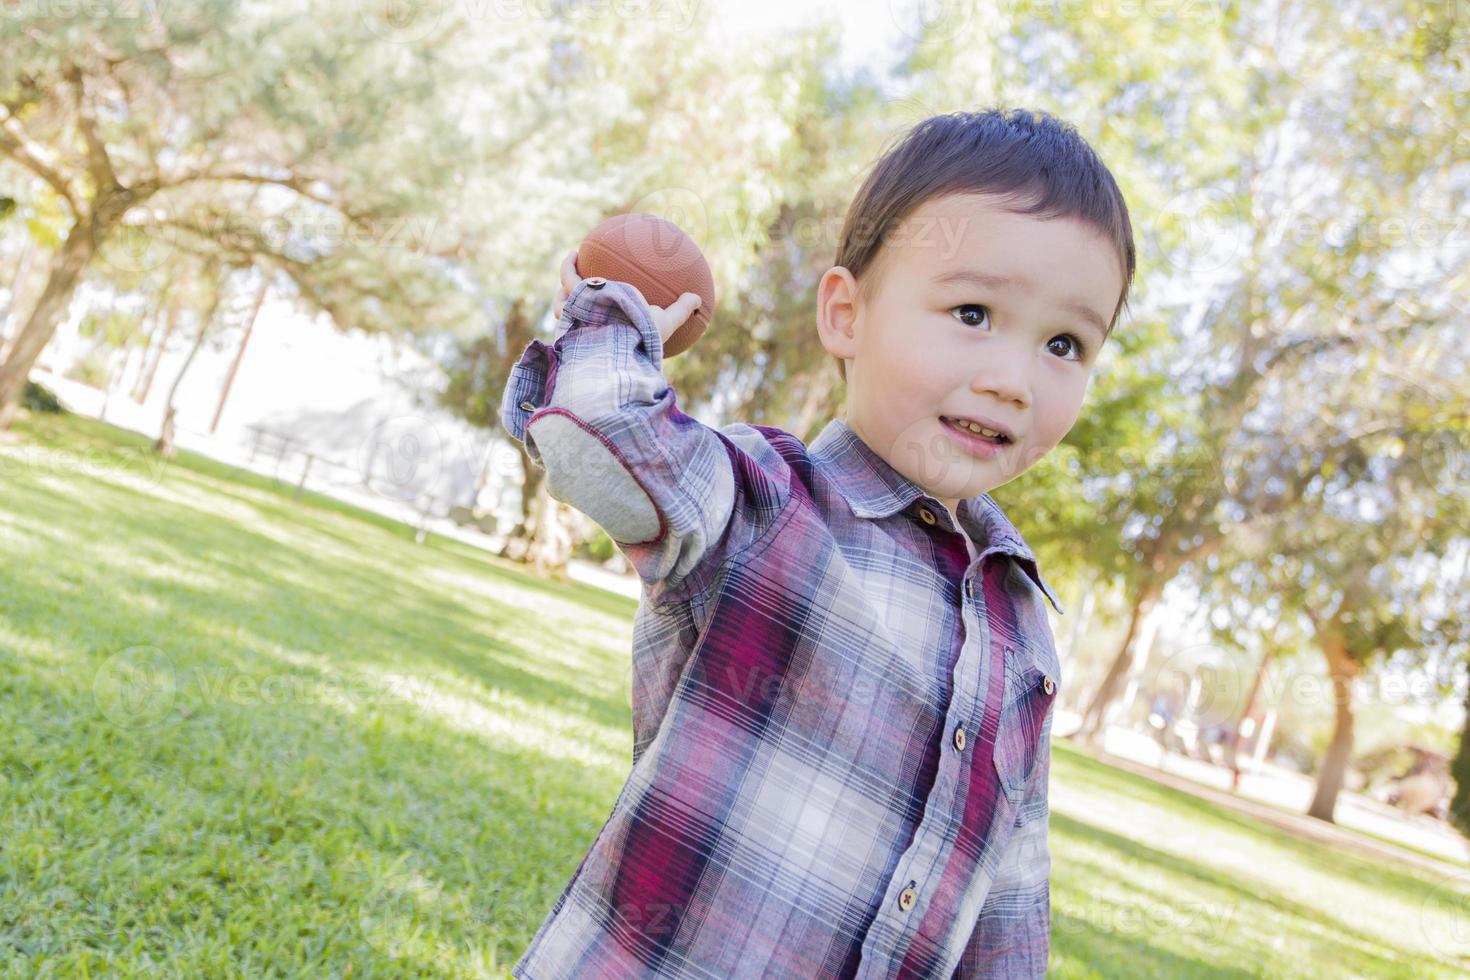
{"left": 499, "top": 277, "right": 740, "bottom": 605}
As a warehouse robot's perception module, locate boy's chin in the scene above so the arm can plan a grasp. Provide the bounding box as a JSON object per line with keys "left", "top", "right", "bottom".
{"left": 934, "top": 464, "right": 1026, "bottom": 499}
{"left": 924, "top": 472, "right": 992, "bottom": 502}
{"left": 949, "top": 480, "right": 1002, "bottom": 501}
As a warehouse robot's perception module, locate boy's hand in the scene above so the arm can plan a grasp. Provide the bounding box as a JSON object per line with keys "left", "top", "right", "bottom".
{"left": 555, "top": 248, "right": 702, "bottom": 346}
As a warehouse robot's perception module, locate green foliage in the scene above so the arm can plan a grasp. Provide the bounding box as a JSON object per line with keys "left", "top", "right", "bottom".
{"left": 77, "top": 308, "right": 146, "bottom": 348}
{"left": 1452, "top": 688, "right": 1470, "bottom": 836}
{"left": 60, "top": 349, "right": 109, "bottom": 389}
{"left": 20, "top": 380, "right": 62, "bottom": 413}
{"left": 0, "top": 0, "right": 494, "bottom": 401}
{"left": 573, "top": 528, "right": 617, "bottom": 565}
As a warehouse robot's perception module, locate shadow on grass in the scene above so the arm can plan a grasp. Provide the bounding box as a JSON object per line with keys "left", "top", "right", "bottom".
{"left": 1050, "top": 811, "right": 1453, "bottom": 977}
{"left": 2, "top": 413, "right": 654, "bottom": 973}
{"left": 3, "top": 429, "right": 639, "bottom": 735}
{"left": 15, "top": 410, "right": 637, "bottom": 618}
{"left": 1052, "top": 902, "right": 1259, "bottom": 979}
{"left": 1053, "top": 743, "right": 1469, "bottom": 910}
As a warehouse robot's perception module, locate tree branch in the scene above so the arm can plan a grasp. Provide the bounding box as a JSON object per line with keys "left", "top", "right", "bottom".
{"left": 162, "top": 217, "right": 403, "bottom": 317}
{"left": 64, "top": 63, "right": 120, "bottom": 192}
{"left": 0, "top": 119, "right": 78, "bottom": 213}
{"left": 1257, "top": 301, "right": 1434, "bottom": 375}
{"left": 104, "top": 61, "right": 162, "bottom": 187}
{"left": 169, "top": 169, "right": 370, "bottom": 224}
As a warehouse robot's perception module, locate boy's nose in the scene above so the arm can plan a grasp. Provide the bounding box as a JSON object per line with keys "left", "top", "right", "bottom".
{"left": 967, "top": 361, "right": 1030, "bottom": 410}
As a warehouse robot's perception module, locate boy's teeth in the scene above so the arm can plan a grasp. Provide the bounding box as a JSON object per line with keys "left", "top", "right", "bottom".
{"left": 947, "top": 417, "right": 1004, "bottom": 439}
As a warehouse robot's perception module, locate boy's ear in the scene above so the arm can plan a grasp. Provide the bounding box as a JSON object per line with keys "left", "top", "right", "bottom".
{"left": 817, "top": 266, "right": 861, "bottom": 363}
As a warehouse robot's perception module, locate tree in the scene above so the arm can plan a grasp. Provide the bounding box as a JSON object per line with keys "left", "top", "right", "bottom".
{"left": 898, "top": 0, "right": 1470, "bottom": 750}
{"left": 425, "top": 15, "right": 882, "bottom": 571}
{"left": 131, "top": 283, "right": 181, "bottom": 404}
{"left": 0, "top": 1, "right": 491, "bottom": 428}
{"left": 1451, "top": 684, "right": 1470, "bottom": 836}
{"left": 1180, "top": 293, "right": 1469, "bottom": 819}
{"left": 154, "top": 258, "right": 230, "bottom": 457}
{"left": 209, "top": 274, "right": 269, "bottom": 434}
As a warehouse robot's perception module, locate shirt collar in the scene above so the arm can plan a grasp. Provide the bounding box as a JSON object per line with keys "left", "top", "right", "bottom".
{"left": 809, "top": 417, "right": 1066, "bottom": 615}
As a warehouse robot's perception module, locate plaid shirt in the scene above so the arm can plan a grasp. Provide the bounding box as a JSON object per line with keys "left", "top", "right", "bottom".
{"left": 500, "top": 277, "right": 1067, "bottom": 979}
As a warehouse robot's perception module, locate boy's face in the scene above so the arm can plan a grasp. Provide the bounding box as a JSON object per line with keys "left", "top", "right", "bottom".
{"left": 817, "top": 191, "right": 1123, "bottom": 515}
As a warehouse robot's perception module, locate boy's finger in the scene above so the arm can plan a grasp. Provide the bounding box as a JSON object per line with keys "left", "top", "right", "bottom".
{"left": 560, "top": 249, "right": 581, "bottom": 293}
{"left": 678, "top": 292, "right": 702, "bottom": 322}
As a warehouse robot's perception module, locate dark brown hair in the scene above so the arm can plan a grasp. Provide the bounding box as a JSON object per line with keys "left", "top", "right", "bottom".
{"left": 830, "top": 107, "right": 1136, "bottom": 383}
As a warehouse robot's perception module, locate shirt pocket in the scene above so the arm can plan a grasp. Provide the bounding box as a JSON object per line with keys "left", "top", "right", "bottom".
{"left": 991, "top": 655, "right": 1060, "bottom": 805}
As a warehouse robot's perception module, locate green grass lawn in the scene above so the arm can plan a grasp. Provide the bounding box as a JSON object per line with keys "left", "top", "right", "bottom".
{"left": 2, "top": 411, "right": 1468, "bottom": 978}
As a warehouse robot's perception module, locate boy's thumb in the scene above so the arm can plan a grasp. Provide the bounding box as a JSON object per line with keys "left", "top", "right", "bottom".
{"left": 682, "top": 292, "right": 703, "bottom": 316}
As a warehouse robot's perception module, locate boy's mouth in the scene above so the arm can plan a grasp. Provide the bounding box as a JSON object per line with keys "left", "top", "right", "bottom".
{"left": 940, "top": 415, "right": 1013, "bottom": 445}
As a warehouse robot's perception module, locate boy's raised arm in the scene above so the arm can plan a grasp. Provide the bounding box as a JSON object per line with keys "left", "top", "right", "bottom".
{"left": 498, "top": 275, "right": 738, "bottom": 605}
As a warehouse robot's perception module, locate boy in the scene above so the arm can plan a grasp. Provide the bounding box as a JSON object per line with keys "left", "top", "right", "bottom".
{"left": 500, "top": 107, "right": 1135, "bottom": 978}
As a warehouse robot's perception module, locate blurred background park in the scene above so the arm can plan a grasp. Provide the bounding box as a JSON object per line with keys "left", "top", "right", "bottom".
{"left": 1, "top": 0, "right": 1468, "bottom": 976}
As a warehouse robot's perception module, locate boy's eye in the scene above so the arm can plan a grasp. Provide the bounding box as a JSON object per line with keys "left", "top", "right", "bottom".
{"left": 1048, "top": 334, "right": 1087, "bottom": 361}
{"left": 951, "top": 303, "right": 990, "bottom": 328}
{"left": 952, "top": 303, "right": 1089, "bottom": 362}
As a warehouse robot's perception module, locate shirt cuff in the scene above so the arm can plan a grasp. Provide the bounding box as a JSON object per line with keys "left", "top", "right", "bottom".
{"left": 555, "top": 277, "right": 667, "bottom": 374}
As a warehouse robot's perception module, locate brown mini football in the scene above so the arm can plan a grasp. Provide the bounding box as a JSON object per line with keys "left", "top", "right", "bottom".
{"left": 577, "top": 213, "right": 716, "bottom": 358}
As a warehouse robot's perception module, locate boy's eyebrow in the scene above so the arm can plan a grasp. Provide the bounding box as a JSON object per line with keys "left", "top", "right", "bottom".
{"left": 932, "top": 268, "right": 1108, "bottom": 339}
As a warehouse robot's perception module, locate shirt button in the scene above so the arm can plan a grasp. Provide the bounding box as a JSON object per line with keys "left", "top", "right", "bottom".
{"left": 585, "top": 276, "right": 607, "bottom": 287}
{"left": 1043, "top": 675, "right": 1056, "bottom": 696}
{"left": 519, "top": 400, "right": 537, "bottom": 412}
{"left": 897, "top": 883, "right": 918, "bottom": 912}
{"left": 953, "top": 725, "right": 966, "bottom": 752}
{"left": 918, "top": 508, "right": 936, "bottom": 525}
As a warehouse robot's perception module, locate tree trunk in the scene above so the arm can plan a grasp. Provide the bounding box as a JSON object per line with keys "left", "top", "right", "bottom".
{"left": 1449, "top": 679, "right": 1470, "bottom": 837}
{"left": 209, "top": 277, "right": 268, "bottom": 433}
{"left": 1229, "top": 648, "right": 1273, "bottom": 791}
{"left": 1061, "top": 572, "right": 1098, "bottom": 691}
{"left": 1072, "top": 584, "right": 1162, "bottom": 745}
{"left": 1307, "top": 623, "right": 1359, "bottom": 822}
{"left": 495, "top": 439, "right": 542, "bottom": 559}
{"left": 528, "top": 479, "right": 575, "bottom": 580}
{"left": 793, "top": 368, "right": 837, "bottom": 443}
{"left": 131, "top": 285, "right": 179, "bottom": 403}
{"left": 0, "top": 183, "right": 146, "bottom": 427}
{"left": 154, "top": 265, "right": 226, "bottom": 457}
{"left": 0, "top": 234, "right": 37, "bottom": 360}
{"left": 99, "top": 346, "right": 129, "bottom": 421}
{"left": 471, "top": 436, "right": 498, "bottom": 507}
{"left": 495, "top": 441, "right": 576, "bottom": 579}
{"left": 0, "top": 214, "right": 100, "bottom": 428}
{"left": 154, "top": 407, "right": 178, "bottom": 459}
